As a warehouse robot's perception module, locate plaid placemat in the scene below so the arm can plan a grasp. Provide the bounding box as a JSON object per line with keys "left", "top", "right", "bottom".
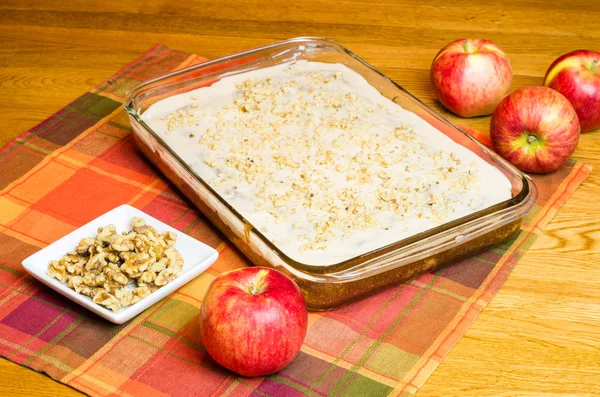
{"left": 0, "top": 45, "right": 591, "bottom": 397}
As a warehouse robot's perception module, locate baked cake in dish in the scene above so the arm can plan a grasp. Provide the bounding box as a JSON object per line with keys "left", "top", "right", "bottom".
{"left": 142, "top": 61, "right": 512, "bottom": 266}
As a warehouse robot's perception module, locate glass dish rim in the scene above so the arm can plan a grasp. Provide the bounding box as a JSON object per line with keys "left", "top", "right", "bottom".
{"left": 124, "top": 36, "right": 537, "bottom": 276}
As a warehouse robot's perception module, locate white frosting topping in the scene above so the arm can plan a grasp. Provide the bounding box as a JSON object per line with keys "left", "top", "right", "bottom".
{"left": 142, "top": 61, "right": 512, "bottom": 266}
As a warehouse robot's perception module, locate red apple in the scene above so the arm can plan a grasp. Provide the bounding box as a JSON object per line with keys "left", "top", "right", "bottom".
{"left": 544, "top": 50, "right": 600, "bottom": 132}
{"left": 431, "top": 38, "right": 512, "bottom": 117}
{"left": 199, "top": 267, "right": 308, "bottom": 377}
{"left": 490, "top": 86, "right": 580, "bottom": 173}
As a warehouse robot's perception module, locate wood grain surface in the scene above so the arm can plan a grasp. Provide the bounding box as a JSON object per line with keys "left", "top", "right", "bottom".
{"left": 1, "top": 1, "right": 599, "bottom": 396}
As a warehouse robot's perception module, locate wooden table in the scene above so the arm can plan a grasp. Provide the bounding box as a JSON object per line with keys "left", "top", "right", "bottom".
{"left": 1, "top": 1, "right": 599, "bottom": 396}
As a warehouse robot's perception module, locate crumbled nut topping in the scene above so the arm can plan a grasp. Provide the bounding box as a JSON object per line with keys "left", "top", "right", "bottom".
{"left": 158, "top": 64, "right": 483, "bottom": 256}
{"left": 47, "top": 218, "right": 183, "bottom": 311}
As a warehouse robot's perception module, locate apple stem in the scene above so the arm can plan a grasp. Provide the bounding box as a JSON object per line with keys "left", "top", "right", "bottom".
{"left": 527, "top": 134, "right": 537, "bottom": 144}
{"left": 462, "top": 41, "right": 471, "bottom": 53}
{"left": 248, "top": 269, "right": 269, "bottom": 295}
{"left": 591, "top": 59, "right": 599, "bottom": 74}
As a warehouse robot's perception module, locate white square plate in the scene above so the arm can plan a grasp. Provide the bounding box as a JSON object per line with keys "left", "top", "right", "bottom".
{"left": 22, "top": 204, "right": 218, "bottom": 324}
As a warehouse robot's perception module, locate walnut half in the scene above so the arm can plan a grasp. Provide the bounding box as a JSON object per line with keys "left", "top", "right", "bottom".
{"left": 92, "top": 291, "right": 121, "bottom": 312}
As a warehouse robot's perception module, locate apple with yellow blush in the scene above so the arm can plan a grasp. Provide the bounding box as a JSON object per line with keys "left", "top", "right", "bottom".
{"left": 490, "top": 86, "right": 580, "bottom": 174}
{"left": 544, "top": 50, "right": 600, "bottom": 132}
{"left": 199, "top": 267, "right": 308, "bottom": 377}
{"left": 430, "top": 38, "right": 513, "bottom": 117}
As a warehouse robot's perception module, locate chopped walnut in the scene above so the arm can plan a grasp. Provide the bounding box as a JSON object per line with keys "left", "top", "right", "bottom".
{"left": 48, "top": 261, "right": 67, "bottom": 282}
{"left": 121, "top": 253, "right": 152, "bottom": 278}
{"left": 163, "top": 247, "right": 184, "bottom": 270}
{"left": 60, "top": 253, "right": 84, "bottom": 265}
{"left": 80, "top": 286, "right": 105, "bottom": 298}
{"left": 119, "top": 251, "right": 135, "bottom": 262}
{"left": 136, "top": 282, "right": 159, "bottom": 294}
{"left": 111, "top": 236, "right": 135, "bottom": 252}
{"left": 149, "top": 244, "right": 165, "bottom": 260}
{"left": 155, "top": 267, "right": 182, "bottom": 287}
{"left": 149, "top": 258, "right": 168, "bottom": 273}
{"left": 85, "top": 252, "right": 107, "bottom": 272}
{"left": 66, "top": 260, "right": 85, "bottom": 276}
{"left": 162, "top": 231, "right": 177, "bottom": 246}
{"left": 68, "top": 275, "right": 85, "bottom": 293}
{"left": 92, "top": 291, "right": 121, "bottom": 312}
{"left": 106, "top": 251, "right": 120, "bottom": 263}
{"left": 130, "top": 286, "right": 152, "bottom": 305}
{"left": 47, "top": 218, "right": 184, "bottom": 312}
{"left": 133, "top": 234, "right": 150, "bottom": 253}
{"left": 103, "top": 265, "right": 129, "bottom": 285}
{"left": 96, "top": 224, "right": 117, "bottom": 243}
{"left": 131, "top": 217, "right": 149, "bottom": 234}
{"left": 138, "top": 271, "right": 156, "bottom": 284}
{"left": 76, "top": 238, "right": 96, "bottom": 255}
{"left": 83, "top": 272, "right": 106, "bottom": 287}
{"left": 115, "top": 289, "right": 134, "bottom": 307}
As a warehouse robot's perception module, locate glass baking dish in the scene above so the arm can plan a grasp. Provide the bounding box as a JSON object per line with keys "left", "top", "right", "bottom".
{"left": 124, "top": 37, "right": 537, "bottom": 310}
